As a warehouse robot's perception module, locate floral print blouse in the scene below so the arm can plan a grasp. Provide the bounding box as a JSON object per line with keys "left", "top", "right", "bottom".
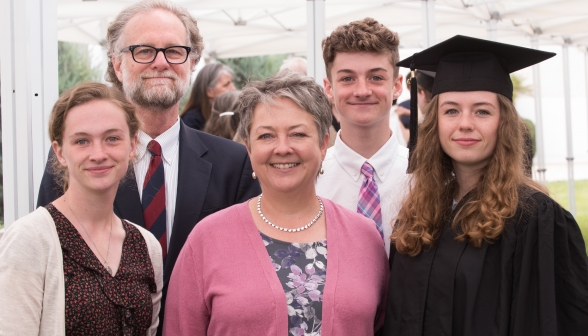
{"left": 260, "top": 232, "right": 328, "bottom": 336}
{"left": 46, "top": 203, "right": 156, "bottom": 335}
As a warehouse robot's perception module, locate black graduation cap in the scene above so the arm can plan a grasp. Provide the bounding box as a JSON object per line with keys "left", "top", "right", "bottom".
{"left": 397, "top": 35, "right": 556, "bottom": 172}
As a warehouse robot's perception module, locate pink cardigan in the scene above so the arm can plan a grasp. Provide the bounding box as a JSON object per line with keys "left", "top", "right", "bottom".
{"left": 163, "top": 198, "right": 389, "bottom": 335}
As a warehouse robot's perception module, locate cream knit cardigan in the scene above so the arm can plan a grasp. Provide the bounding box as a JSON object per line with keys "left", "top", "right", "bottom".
{"left": 0, "top": 207, "right": 163, "bottom": 336}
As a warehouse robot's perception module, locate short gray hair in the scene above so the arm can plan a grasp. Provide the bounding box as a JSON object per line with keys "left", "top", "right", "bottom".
{"left": 105, "top": 0, "right": 204, "bottom": 90}
{"left": 238, "top": 70, "right": 332, "bottom": 146}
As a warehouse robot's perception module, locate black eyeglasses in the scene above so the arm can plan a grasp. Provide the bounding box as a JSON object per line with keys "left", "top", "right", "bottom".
{"left": 120, "top": 45, "right": 192, "bottom": 64}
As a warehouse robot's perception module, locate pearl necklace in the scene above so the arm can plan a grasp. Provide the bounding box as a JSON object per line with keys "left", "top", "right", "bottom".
{"left": 257, "top": 194, "right": 324, "bottom": 233}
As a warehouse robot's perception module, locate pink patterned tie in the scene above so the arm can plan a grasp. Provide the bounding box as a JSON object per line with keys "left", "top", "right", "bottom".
{"left": 357, "top": 162, "right": 384, "bottom": 240}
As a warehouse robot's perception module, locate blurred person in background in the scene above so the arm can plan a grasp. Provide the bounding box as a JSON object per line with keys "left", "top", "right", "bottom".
{"left": 393, "top": 70, "right": 435, "bottom": 146}
{"left": 203, "top": 90, "right": 241, "bottom": 140}
{"left": 181, "top": 63, "right": 236, "bottom": 130}
{"left": 279, "top": 56, "right": 308, "bottom": 76}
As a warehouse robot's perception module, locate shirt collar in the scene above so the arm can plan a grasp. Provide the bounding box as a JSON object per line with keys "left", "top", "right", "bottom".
{"left": 135, "top": 118, "right": 180, "bottom": 165}
{"left": 332, "top": 130, "right": 399, "bottom": 182}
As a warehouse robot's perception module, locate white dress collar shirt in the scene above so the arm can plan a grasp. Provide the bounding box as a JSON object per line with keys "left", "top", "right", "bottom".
{"left": 316, "top": 130, "right": 409, "bottom": 255}
{"left": 134, "top": 118, "right": 181, "bottom": 250}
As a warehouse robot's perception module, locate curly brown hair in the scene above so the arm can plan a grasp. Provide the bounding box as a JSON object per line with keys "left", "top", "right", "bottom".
{"left": 49, "top": 83, "right": 140, "bottom": 192}
{"left": 105, "top": 0, "right": 204, "bottom": 90}
{"left": 391, "top": 93, "right": 545, "bottom": 256}
{"left": 322, "top": 17, "right": 400, "bottom": 80}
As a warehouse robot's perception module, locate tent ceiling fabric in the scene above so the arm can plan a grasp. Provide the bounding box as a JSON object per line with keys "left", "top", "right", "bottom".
{"left": 57, "top": 0, "right": 588, "bottom": 58}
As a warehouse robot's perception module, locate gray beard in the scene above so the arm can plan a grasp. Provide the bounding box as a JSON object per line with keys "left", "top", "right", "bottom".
{"left": 122, "top": 70, "right": 190, "bottom": 111}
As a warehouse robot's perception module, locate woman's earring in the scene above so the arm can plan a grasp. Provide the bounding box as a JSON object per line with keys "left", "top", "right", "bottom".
{"left": 319, "top": 166, "right": 324, "bottom": 175}
{"left": 252, "top": 172, "right": 257, "bottom": 179}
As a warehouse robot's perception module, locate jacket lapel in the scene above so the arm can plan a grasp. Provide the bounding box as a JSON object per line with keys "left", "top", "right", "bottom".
{"left": 114, "top": 175, "right": 144, "bottom": 226}
{"left": 167, "top": 122, "right": 211, "bottom": 261}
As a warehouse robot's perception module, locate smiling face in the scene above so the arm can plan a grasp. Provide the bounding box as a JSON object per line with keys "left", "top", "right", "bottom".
{"left": 53, "top": 100, "right": 137, "bottom": 194}
{"left": 207, "top": 72, "right": 236, "bottom": 100}
{"left": 113, "top": 9, "right": 195, "bottom": 110}
{"left": 438, "top": 91, "right": 500, "bottom": 172}
{"left": 324, "top": 51, "right": 402, "bottom": 131}
{"left": 245, "top": 97, "right": 328, "bottom": 196}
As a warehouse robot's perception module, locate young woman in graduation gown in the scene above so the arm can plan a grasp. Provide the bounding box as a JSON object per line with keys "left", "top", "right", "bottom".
{"left": 383, "top": 36, "right": 588, "bottom": 336}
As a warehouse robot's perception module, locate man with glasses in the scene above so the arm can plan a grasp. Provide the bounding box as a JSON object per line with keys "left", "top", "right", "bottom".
{"left": 37, "top": 0, "right": 260, "bottom": 331}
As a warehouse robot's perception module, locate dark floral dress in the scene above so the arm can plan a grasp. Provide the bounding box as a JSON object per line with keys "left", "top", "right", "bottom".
{"left": 260, "top": 232, "right": 328, "bottom": 336}
{"left": 46, "top": 204, "right": 157, "bottom": 335}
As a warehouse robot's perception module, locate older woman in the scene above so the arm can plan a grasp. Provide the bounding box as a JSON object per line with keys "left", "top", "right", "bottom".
{"left": 0, "top": 83, "right": 163, "bottom": 335}
{"left": 180, "top": 63, "right": 236, "bottom": 130}
{"left": 164, "top": 71, "right": 388, "bottom": 335}
{"left": 384, "top": 36, "right": 588, "bottom": 335}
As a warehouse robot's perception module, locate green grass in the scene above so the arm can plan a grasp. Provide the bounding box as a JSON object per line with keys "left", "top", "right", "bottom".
{"left": 547, "top": 180, "right": 588, "bottom": 254}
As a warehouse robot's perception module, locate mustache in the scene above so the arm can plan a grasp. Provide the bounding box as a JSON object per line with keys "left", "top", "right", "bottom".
{"left": 141, "top": 71, "right": 178, "bottom": 80}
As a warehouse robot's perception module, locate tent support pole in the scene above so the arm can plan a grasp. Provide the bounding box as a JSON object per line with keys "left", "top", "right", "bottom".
{"left": 306, "top": 0, "right": 325, "bottom": 86}
{"left": 585, "top": 48, "right": 588, "bottom": 169}
{"left": 531, "top": 34, "right": 547, "bottom": 184}
{"left": 562, "top": 39, "right": 576, "bottom": 216}
{"left": 487, "top": 19, "right": 498, "bottom": 40}
{"left": 0, "top": 0, "right": 58, "bottom": 228}
{"left": 421, "top": 0, "right": 436, "bottom": 48}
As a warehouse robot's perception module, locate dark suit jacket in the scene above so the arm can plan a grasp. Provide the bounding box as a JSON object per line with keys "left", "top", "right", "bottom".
{"left": 37, "top": 121, "right": 261, "bottom": 332}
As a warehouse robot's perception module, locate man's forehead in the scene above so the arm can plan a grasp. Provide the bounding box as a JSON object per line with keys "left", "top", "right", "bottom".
{"left": 121, "top": 9, "right": 187, "bottom": 46}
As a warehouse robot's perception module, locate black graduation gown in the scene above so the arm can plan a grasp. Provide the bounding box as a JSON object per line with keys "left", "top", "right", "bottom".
{"left": 383, "top": 188, "right": 588, "bottom": 336}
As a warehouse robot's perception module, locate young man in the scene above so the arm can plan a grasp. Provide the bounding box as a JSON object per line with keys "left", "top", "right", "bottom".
{"left": 316, "top": 18, "right": 408, "bottom": 255}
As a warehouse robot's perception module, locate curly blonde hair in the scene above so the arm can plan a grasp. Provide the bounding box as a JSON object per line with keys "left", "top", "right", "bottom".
{"left": 392, "top": 94, "right": 545, "bottom": 256}
{"left": 322, "top": 17, "right": 400, "bottom": 80}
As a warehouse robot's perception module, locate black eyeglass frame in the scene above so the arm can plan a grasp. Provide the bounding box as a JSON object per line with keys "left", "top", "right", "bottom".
{"left": 120, "top": 45, "right": 192, "bottom": 64}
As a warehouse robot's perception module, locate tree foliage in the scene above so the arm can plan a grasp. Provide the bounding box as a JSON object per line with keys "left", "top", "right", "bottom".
{"left": 511, "top": 74, "right": 536, "bottom": 158}
{"left": 58, "top": 42, "right": 100, "bottom": 94}
{"left": 511, "top": 73, "right": 532, "bottom": 102}
{"left": 219, "top": 54, "right": 289, "bottom": 89}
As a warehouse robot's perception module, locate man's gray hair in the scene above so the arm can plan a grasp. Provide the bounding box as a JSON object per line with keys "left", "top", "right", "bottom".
{"left": 238, "top": 70, "right": 332, "bottom": 145}
{"left": 105, "top": 0, "right": 204, "bottom": 90}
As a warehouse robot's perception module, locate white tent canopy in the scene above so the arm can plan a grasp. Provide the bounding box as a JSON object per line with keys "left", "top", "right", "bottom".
{"left": 2, "top": 0, "right": 587, "bottom": 227}
{"left": 56, "top": 0, "right": 588, "bottom": 57}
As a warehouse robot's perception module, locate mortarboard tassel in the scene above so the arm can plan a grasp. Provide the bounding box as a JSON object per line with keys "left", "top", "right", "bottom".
{"left": 407, "top": 57, "right": 418, "bottom": 173}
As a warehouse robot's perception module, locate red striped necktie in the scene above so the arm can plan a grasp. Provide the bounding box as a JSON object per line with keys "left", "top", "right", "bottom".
{"left": 142, "top": 140, "right": 167, "bottom": 261}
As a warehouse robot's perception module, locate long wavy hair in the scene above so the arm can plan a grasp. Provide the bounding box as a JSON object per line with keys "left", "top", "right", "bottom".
{"left": 392, "top": 93, "right": 545, "bottom": 256}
